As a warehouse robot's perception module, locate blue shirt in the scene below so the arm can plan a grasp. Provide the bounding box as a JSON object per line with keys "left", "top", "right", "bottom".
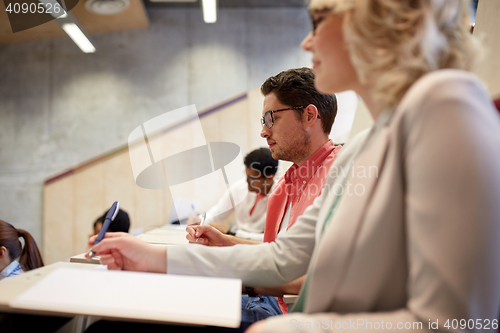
{"left": 0, "top": 260, "right": 23, "bottom": 281}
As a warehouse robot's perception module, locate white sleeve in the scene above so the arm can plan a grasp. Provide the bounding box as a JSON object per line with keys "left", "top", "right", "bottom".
{"left": 167, "top": 183, "right": 325, "bottom": 286}
{"left": 234, "top": 229, "right": 264, "bottom": 242}
{"left": 204, "top": 178, "right": 247, "bottom": 224}
{"left": 166, "top": 130, "right": 369, "bottom": 286}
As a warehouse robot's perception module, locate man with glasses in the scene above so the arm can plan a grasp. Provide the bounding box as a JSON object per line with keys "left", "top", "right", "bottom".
{"left": 186, "top": 67, "right": 342, "bottom": 327}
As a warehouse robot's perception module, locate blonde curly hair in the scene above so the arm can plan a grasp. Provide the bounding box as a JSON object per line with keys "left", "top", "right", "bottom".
{"left": 309, "top": 0, "right": 478, "bottom": 110}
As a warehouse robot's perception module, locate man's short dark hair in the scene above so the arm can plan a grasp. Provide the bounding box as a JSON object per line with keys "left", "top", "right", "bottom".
{"left": 260, "top": 67, "right": 337, "bottom": 134}
{"left": 244, "top": 148, "right": 278, "bottom": 178}
{"left": 95, "top": 209, "right": 130, "bottom": 233}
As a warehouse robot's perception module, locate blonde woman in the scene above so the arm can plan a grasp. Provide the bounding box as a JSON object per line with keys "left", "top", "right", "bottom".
{"left": 89, "top": 1, "right": 500, "bottom": 332}
{"left": 245, "top": 0, "right": 500, "bottom": 332}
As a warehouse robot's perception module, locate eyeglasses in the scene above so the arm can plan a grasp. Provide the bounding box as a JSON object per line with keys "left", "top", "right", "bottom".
{"left": 260, "top": 106, "right": 321, "bottom": 129}
{"left": 260, "top": 107, "right": 305, "bottom": 129}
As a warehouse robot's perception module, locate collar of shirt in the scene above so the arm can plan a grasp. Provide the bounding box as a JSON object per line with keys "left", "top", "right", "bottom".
{"left": 0, "top": 260, "right": 23, "bottom": 280}
{"left": 263, "top": 140, "right": 341, "bottom": 244}
{"left": 284, "top": 140, "right": 337, "bottom": 194}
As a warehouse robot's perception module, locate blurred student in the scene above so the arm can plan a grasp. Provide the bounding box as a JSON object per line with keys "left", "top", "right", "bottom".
{"left": 0, "top": 220, "right": 44, "bottom": 280}
{"left": 89, "top": 209, "right": 130, "bottom": 238}
{"left": 187, "top": 148, "right": 278, "bottom": 241}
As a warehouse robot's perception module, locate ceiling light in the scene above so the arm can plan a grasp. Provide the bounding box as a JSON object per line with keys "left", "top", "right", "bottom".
{"left": 85, "top": 0, "right": 130, "bottom": 15}
{"left": 150, "top": 0, "right": 196, "bottom": 2}
{"left": 202, "top": 0, "right": 216, "bottom": 23}
{"left": 61, "top": 23, "right": 96, "bottom": 53}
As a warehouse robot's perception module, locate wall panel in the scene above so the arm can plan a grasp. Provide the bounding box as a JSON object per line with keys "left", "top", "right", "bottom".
{"left": 43, "top": 176, "right": 73, "bottom": 264}
{"left": 42, "top": 91, "right": 264, "bottom": 264}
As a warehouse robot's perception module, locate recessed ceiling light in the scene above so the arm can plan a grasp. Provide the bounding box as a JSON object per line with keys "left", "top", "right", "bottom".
{"left": 85, "top": 0, "right": 130, "bottom": 15}
{"left": 149, "top": 0, "right": 197, "bottom": 2}
{"left": 202, "top": 0, "right": 216, "bottom": 23}
{"left": 61, "top": 23, "right": 96, "bottom": 53}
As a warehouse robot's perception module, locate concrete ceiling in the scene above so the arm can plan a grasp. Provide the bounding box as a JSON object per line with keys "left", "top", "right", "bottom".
{"left": 0, "top": 0, "right": 307, "bottom": 46}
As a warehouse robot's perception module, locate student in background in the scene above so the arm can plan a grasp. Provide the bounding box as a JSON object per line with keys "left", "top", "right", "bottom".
{"left": 0, "top": 220, "right": 44, "bottom": 280}
{"left": 188, "top": 148, "right": 278, "bottom": 241}
{"left": 89, "top": 209, "right": 131, "bottom": 238}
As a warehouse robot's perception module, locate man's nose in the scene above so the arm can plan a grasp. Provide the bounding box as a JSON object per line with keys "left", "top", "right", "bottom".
{"left": 301, "top": 31, "right": 313, "bottom": 51}
{"left": 261, "top": 125, "right": 270, "bottom": 138}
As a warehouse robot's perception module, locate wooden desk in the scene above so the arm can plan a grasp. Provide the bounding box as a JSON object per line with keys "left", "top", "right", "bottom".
{"left": 70, "top": 225, "right": 188, "bottom": 264}
{"left": 0, "top": 262, "right": 241, "bottom": 328}
{"left": 136, "top": 225, "right": 189, "bottom": 245}
{"left": 69, "top": 253, "right": 101, "bottom": 264}
{"left": 283, "top": 294, "right": 299, "bottom": 305}
{"left": 0, "top": 262, "right": 101, "bottom": 314}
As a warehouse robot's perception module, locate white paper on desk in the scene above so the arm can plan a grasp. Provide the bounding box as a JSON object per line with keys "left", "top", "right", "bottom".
{"left": 11, "top": 267, "right": 241, "bottom": 328}
{"left": 137, "top": 233, "right": 188, "bottom": 245}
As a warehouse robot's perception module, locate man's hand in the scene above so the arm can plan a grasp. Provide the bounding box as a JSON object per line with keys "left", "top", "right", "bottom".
{"left": 86, "top": 232, "right": 166, "bottom": 273}
{"left": 185, "top": 225, "right": 233, "bottom": 246}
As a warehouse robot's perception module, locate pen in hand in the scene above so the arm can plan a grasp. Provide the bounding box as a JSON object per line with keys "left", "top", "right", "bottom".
{"left": 88, "top": 201, "right": 120, "bottom": 260}
{"left": 195, "top": 212, "right": 207, "bottom": 243}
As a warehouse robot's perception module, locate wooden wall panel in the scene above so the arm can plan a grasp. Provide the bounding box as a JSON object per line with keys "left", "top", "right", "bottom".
{"left": 348, "top": 99, "right": 373, "bottom": 141}
{"left": 103, "top": 152, "right": 136, "bottom": 229}
{"left": 219, "top": 98, "right": 251, "bottom": 155}
{"left": 247, "top": 88, "right": 266, "bottom": 151}
{"left": 132, "top": 186, "right": 169, "bottom": 232}
{"left": 42, "top": 91, "right": 288, "bottom": 264}
{"left": 73, "top": 163, "right": 105, "bottom": 257}
{"left": 200, "top": 108, "right": 223, "bottom": 143}
{"left": 474, "top": 0, "right": 500, "bottom": 98}
{"left": 43, "top": 176, "right": 74, "bottom": 264}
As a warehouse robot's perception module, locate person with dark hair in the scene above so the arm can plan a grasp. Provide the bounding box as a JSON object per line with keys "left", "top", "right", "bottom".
{"left": 0, "top": 220, "right": 44, "bottom": 280}
{"left": 260, "top": 67, "right": 337, "bottom": 136}
{"left": 90, "top": 209, "right": 130, "bottom": 238}
{"left": 188, "top": 148, "right": 278, "bottom": 241}
{"left": 244, "top": 147, "right": 279, "bottom": 179}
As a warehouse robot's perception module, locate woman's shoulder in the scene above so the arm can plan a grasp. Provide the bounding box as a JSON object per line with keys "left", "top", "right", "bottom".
{"left": 392, "top": 69, "right": 500, "bottom": 151}
{"left": 400, "top": 69, "right": 488, "bottom": 108}
{"left": 395, "top": 69, "right": 497, "bottom": 127}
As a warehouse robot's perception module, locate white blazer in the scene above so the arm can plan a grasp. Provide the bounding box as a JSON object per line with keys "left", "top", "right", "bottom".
{"left": 168, "top": 70, "right": 500, "bottom": 332}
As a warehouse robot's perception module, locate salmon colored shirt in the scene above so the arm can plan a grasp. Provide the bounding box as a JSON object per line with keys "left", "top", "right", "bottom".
{"left": 263, "top": 140, "right": 342, "bottom": 313}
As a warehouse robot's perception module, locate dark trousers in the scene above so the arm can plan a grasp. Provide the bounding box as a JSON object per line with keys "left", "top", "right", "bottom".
{"left": 0, "top": 313, "right": 72, "bottom": 333}
{"left": 85, "top": 320, "right": 254, "bottom": 333}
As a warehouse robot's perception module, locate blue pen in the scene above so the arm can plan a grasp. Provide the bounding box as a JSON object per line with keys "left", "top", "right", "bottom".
{"left": 88, "top": 201, "right": 120, "bottom": 260}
